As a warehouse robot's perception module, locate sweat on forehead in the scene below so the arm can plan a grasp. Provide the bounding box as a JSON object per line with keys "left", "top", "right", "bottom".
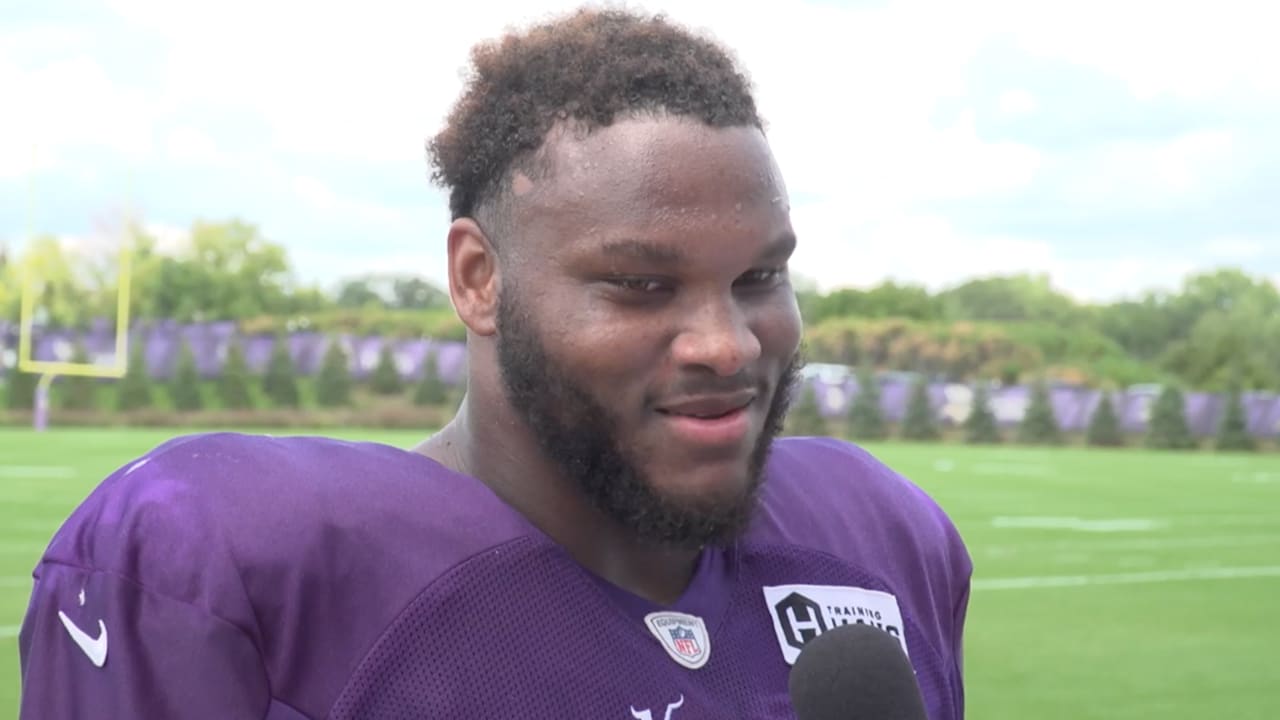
{"left": 514, "top": 117, "right": 788, "bottom": 218}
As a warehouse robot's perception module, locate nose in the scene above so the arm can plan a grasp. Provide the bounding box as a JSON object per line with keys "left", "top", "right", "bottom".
{"left": 670, "top": 296, "right": 762, "bottom": 377}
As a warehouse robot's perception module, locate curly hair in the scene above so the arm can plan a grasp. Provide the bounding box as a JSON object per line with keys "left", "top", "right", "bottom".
{"left": 427, "top": 7, "right": 763, "bottom": 224}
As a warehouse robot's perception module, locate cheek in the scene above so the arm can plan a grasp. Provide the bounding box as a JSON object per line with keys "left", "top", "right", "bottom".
{"left": 751, "top": 295, "right": 804, "bottom": 359}
{"left": 537, "top": 299, "right": 664, "bottom": 391}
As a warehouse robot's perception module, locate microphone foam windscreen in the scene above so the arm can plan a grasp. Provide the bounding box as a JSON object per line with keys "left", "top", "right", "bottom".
{"left": 787, "top": 623, "right": 929, "bottom": 720}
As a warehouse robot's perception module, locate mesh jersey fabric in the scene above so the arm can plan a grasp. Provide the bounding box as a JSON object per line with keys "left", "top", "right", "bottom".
{"left": 19, "top": 432, "right": 970, "bottom": 720}
{"left": 330, "top": 536, "right": 958, "bottom": 719}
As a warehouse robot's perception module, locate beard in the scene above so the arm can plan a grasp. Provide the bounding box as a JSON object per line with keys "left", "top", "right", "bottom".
{"left": 496, "top": 288, "right": 802, "bottom": 550}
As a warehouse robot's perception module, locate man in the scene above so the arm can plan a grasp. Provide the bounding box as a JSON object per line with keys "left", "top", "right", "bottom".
{"left": 19, "top": 8, "right": 971, "bottom": 719}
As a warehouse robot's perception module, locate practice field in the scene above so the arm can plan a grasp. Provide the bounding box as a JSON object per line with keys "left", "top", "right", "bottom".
{"left": 2, "top": 428, "right": 1278, "bottom": 719}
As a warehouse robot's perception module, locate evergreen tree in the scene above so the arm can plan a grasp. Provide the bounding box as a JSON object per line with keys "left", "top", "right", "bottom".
{"left": 901, "top": 376, "right": 939, "bottom": 441}
{"left": 1016, "top": 380, "right": 1061, "bottom": 445}
{"left": 217, "top": 339, "right": 254, "bottom": 410}
{"left": 964, "top": 383, "right": 1001, "bottom": 444}
{"left": 1085, "top": 392, "right": 1124, "bottom": 447}
{"left": 115, "top": 341, "right": 153, "bottom": 411}
{"left": 846, "top": 367, "right": 887, "bottom": 440}
{"left": 59, "top": 344, "right": 96, "bottom": 410}
{"left": 370, "top": 343, "right": 404, "bottom": 395}
{"left": 5, "top": 367, "right": 38, "bottom": 410}
{"left": 261, "top": 333, "right": 300, "bottom": 408}
{"left": 315, "top": 338, "right": 353, "bottom": 408}
{"left": 168, "top": 341, "right": 204, "bottom": 411}
{"left": 1215, "top": 390, "right": 1256, "bottom": 452}
{"left": 1146, "top": 385, "right": 1196, "bottom": 450}
{"left": 784, "top": 382, "right": 828, "bottom": 437}
{"left": 412, "top": 351, "right": 448, "bottom": 406}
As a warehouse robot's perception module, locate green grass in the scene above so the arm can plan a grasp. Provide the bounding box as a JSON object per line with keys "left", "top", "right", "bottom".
{"left": 3, "top": 430, "right": 1279, "bottom": 719}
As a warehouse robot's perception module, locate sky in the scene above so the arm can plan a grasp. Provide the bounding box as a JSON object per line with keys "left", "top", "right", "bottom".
{"left": 2, "top": 0, "right": 1277, "bottom": 302}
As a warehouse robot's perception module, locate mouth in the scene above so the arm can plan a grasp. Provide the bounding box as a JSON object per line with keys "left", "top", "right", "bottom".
{"left": 656, "top": 392, "right": 757, "bottom": 447}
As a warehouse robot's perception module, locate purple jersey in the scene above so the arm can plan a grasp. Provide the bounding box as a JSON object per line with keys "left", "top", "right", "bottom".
{"left": 19, "top": 433, "right": 971, "bottom": 719}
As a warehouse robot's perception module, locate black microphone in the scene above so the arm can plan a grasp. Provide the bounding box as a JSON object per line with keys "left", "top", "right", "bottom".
{"left": 788, "top": 623, "right": 929, "bottom": 720}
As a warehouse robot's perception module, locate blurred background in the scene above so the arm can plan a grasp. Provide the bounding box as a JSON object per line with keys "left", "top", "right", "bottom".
{"left": 2, "top": 1, "right": 1278, "bottom": 718}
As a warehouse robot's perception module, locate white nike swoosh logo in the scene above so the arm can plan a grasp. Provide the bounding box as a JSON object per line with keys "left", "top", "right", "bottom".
{"left": 58, "top": 611, "right": 108, "bottom": 667}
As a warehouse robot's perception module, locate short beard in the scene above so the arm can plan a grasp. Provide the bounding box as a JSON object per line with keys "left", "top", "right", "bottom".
{"left": 495, "top": 289, "right": 802, "bottom": 550}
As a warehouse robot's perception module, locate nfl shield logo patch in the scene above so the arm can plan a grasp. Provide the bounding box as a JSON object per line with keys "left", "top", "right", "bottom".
{"left": 644, "top": 612, "right": 711, "bottom": 670}
{"left": 670, "top": 627, "right": 700, "bottom": 658}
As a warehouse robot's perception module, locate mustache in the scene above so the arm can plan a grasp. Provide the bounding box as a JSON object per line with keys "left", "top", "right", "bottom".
{"left": 658, "top": 351, "right": 807, "bottom": 402}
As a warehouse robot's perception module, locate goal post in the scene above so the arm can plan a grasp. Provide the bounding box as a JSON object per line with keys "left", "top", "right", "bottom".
{"left": 14, "top": 164, "right": 135, "bottom": 430}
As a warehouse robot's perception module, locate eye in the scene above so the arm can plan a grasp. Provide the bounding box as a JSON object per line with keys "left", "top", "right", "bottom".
{"left": 735, "top": 267, "right": 788, "bottom": 289}
{"left": 607, "top": 276, "right": 672, "bottom": 294}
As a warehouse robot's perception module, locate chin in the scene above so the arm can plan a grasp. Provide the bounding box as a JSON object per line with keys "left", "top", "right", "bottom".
{"left": 650, "top": 460, "right": 758, "bottom": 506}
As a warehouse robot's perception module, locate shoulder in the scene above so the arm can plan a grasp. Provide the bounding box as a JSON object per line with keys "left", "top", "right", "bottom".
{"left": 752, "top": 435, "right": 972, "bottom": 606}
{"left": 38, "top": 431, "right": 527, "bottom": 627}
{"left": 756, "top": 437, "right": 964, "bottom": 549}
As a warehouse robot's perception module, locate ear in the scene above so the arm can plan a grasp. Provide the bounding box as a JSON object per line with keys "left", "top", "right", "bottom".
{"left": 447, "top": 218, "right": 500, "bottom": 336}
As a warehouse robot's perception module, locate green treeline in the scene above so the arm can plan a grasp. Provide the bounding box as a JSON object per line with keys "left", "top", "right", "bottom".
{"left": 4, "top": 220, "right": 1278, "bottom": 392}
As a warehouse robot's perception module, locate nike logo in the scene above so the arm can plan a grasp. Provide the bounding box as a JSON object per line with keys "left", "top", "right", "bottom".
{"left": 58, "top": 611, "right": 108, "bottom": 667}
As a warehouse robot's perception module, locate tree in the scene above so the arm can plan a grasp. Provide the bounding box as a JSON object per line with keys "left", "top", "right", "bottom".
{"left": 169, "top": 341, "right": 204, "bottom": 411}
{"left": 369, "top": 344, "right": 404, "bottom": 395}
{"left": 964, "top": 384, "right": 1001, "bottom": 444}
{"left": 218, "top": 339, "right": 254, "bottom": 410}
{"left": 1085, "top": 392, "right": 1124, "bottom": 447}
{"left": 115, "top": 341, "right": 153, "bottom": 411}
{"left": 10, "top": 235, "right": 104, "bottom": 328}
{"left": 785, "top": 382, "right": 828, "bottom": 437}
{"left": 1159, "top": 297, "right": 1280, "bottom": 392}
{"left": 1146, "top": 385, "right": 1196, "bottom": 450}
{"left": 938, "top": 273, "right": 1085, "bottom": 325}
{"left": 900, "top": 377, "right": 939, "bottom": 441}
{"left": 127, "top": 220, "right": 305, "bottom": 322}
{"left": 846, "top": 367, "right": 887, "bottom": 440}
{"left": 5, "top": 366, "right": 38, "bottom": 410}
{"left": 1016, "top": 380, "right": 1061, "bottom": 445}
{"left": 1215, "top": 390, "right": 1256, "bottom": 452}
{"left": 59, "top": 344, "right": 97, "bottom": 410}
{"left": 261, "top": 334, "right": 300, "bottom": 408}
{"left": 315, "top": 339, "right": 353, "bottom": 407}
{"left": 413, "top": 351, "right": 449, "bottom": 406}
{"left": 334, "top": 274, "right": 450, "bottom": 311}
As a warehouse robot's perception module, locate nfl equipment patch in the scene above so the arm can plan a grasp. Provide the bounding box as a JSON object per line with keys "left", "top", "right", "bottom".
{"left": 644, "top": 612, "right": 711, "bottom": 670}
{"left": 762, "top": 584, "right": 908, "bottom": 665}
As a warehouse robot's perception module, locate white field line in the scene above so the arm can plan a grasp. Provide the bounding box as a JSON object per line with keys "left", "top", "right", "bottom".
{"left": 0, "top": 625, "right": 21, "bottom": 639}
{"left": 991, "top": 516, "right": 1165, "bottom": 532}
{"left": 974, "top": 565, "right": 1280, "bottom": 591}
{"left": 982, "top": 534, "right": 1280, "bottom": 554}
{"left": 969, "top": 463, "right": 1055, "bottom": 477}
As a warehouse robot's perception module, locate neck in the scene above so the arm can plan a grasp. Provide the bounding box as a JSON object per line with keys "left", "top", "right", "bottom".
{"left": 417, "top": 390, "right": 700, "bottom": 606}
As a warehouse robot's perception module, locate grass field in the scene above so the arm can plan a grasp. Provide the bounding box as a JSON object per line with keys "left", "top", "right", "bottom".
{"left": 2, "top": 428, "right": 1278, "bottom": 719}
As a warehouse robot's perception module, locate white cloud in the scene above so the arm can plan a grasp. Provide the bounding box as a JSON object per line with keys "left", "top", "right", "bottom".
{"left": 162, "top": 127, "right": 223, "bottom": 165}
{"left": 1203, "top": 236, "right": 1272, "bottom": 262}
{"left": 6, "top": 0, "right": 1278, "bottom": 301}
{"left": 998, "top": 89, "right": 1038, "bottom": 116}
{"left": 0, "top": 53, "right": 157, "bottom": 169}
{"left": 1059, "top": 130, "right": 1238, "bottom": 207}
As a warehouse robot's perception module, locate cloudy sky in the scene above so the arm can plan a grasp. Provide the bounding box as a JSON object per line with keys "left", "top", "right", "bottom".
{"left": 2, "top": 0, "right": 1277, "bottom": 301}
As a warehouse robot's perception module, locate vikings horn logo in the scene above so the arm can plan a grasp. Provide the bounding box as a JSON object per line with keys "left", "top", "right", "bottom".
{"left": 630, "top": 694, "right": 684, "bottom": 720}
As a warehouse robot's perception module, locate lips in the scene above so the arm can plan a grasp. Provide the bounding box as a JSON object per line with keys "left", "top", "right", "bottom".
{"left": 657, "top": 391, "right": 756, "bottom": 446}
{"left": 657, "top": 390, "right": 756, "bottom": 419}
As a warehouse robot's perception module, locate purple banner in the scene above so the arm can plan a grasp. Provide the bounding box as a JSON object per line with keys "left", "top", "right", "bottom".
{"left": 3, "top": 320, "right": 1279, "bottom": 437}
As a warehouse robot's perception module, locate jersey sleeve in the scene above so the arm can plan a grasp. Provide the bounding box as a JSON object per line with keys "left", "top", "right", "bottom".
{"left": 18, "top": 560, "right": 271, "bottom": 720}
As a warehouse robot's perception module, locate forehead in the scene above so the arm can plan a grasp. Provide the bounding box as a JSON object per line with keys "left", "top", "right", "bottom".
{"left": 511, "top": 117, "right": 790, "bottom": 253}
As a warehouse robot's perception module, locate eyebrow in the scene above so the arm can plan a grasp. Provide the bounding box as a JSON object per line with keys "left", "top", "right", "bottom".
{"left": 600, "top": 239, "right": 684, "bottom": 265}
{"left": 598, "top": 232, "right": 798, "bottom": 266}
